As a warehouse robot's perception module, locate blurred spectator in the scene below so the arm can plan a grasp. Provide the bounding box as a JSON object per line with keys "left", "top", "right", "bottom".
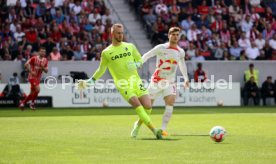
{"left": 23, "top": 45, "right": 33, "bottom": 59}
{"left": 229, "top": 40, "right": 242, "bottom": 59}
{"left": 198, "top": 0, "right": 209, "bottom": 15}
{"left": 214, "top": 44, "right": 227, "bottom": 60}
{"left": 239, "top": 50, "right": 248, "bottom": 60}
{"left": 178, "top": 34, "right": 189, "bottom": 50}
{"left": 187, "top": 24, "right": 200, "bottom": 42}
{"left": 261, "top": 76, "right": 276, "bottom": 106}
{"left": 194, "top": 63, "right": 207, "bottom": 82}
{"left": 55, "top": 0, "right": 64, "bottom": 8}
{"left": 12, "top": 45, "right": 24, "bottom": 61}
{"left": 256, "top": 50, "right": 267, "bottom": 60}
{"left": 229, "top": 0, "right": 240, "bottom": 16}
{"left": 250, "top": 8, "right": 260, "bottom": 22}
{"left": 186, "top": 43, "right": 197, "bottom": 60}
{"left": 50, "top": 25, "right": 62, "bottom": 44}
{"left": 88, "top": 9, "right": 101, "bottom": 24}
{"left": 35, "top": 1, "right": 47, "bottom": 17}
{"left": 180, "top": 15, "right": 194, "bottom": 32}
{"left": 250, "top": 0, "right": 261, "bottom": 7}
{"left": 211, "top": 14, "right": 223, "bottom": 32}
{"left": 245, "top": 41, "right": 260, "bottom": 60}
{"left": 102, "top": 8, "right": 112, "bottom": 25}
{"left": 73, "top": 44, "right": 86, "bottom": 60}
{"left": 72, "top": 1, "right": 82, "bottom": 15}
{"left": 186, "top": 2, "right": 194, "bottom": 15}
{"left": 9, "top": 72, "right": 19, "bottom": 86}
{"left": 263, "top": 42, "right": 273, "bottom": 59}
{"left": 238, "top": 32, "right": 251, "bottom": 50}
{"left": 60, "top": 45, "right": 74, "bottom": 60}
{"left": 14, "top": 25, "right": 25, "bottom": 43}
{"left": 222, "top": 50, "right": 231, "bottom": 60}
{"left": 268, "top": 33, "right": 276, "bottom": 50}
{"left": 243, "top": 76, "right": 260, "bottom": 106}
{"left": 155, "top": 0, "right": 168, "bottom": 16}
{"left": 169, "top": 0, "right": 180, "bottom": 15}
{"left": 255, "top": 33, "right": 265, "bottom": 50}
{"left": 50, "top": 47, "right": 62, "bottom": 61}
{"left": 25, "top": 27, "right": 37, "bottom": 44}
{"left": 241, "top": 14, "right": 253, "bottom": 37}
{"left": 2, "top": 72, "right": 24, "bottom": 105}
{"left": 262, "top": 23, "right": 274, "bottom": 40}
{"left": 244, "top": 63, "right": 259, "bottom": 85}
{"left": 43, "top": 37, "right": 56, "bottom": 57}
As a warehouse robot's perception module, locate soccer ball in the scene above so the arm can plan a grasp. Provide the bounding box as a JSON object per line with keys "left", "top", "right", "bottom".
{"left": 217, "top": 100, "right": 224, "bottom": 106}
{"left": 209, "top": 126, "right": 226, "bottom": 142}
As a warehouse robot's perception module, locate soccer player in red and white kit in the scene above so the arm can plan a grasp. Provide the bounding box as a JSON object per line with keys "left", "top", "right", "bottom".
{"left": 131, "top": 27, "right": 189, "bottom": 137}
{"left": 19, "top": 47, "right": 48, "bottom": 110}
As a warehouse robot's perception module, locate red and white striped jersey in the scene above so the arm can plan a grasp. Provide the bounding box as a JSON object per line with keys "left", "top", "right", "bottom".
{"left": 28, "top": 56, "right": 48, "bottom": 80}
{"left": 142, "top": 43, "right": 188, "bottom": 83}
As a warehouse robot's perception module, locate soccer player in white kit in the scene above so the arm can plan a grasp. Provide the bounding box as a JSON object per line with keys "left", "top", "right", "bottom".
{"left": 131, "top": 27, "right": 189, "bottom": 137}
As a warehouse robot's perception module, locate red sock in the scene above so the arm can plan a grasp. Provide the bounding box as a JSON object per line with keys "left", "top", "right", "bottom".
{"left": 31, "top": 91, "right": 39, "bottom": 103}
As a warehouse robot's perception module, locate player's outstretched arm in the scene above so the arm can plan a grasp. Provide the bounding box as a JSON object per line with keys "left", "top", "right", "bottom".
{"left": 77, "top": 52, "right": 108, "bottom": 90}
{"left": 142, "top": 45, "right": 158, "bottom": 63}
{"left": 92, "top": 52, "right": 108, "bottom": 80}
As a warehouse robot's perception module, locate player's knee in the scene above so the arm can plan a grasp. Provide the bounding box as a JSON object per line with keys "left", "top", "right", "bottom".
{"left": 129, "top": 97, "right": 141, "bottom": 108}
{"left": 143, "top": 103, "right": 152, "bottom": 109}
{"left": 165, "top": 96, "right": 176, "bottom": 106}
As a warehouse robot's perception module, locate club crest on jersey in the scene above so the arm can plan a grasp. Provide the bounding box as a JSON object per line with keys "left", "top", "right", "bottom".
{"left": 111, "top": 52, "right": 131, "bottom": 60}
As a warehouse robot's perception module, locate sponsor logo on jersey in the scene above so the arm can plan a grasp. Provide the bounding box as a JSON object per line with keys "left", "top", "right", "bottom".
{"left": 111, "top": 52, "right": 131, "bottom": 60}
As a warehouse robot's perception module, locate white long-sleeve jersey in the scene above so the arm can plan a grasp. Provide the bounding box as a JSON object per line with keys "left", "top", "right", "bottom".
{"left": 142, "top": 43, "right": 188, "bottom": 83}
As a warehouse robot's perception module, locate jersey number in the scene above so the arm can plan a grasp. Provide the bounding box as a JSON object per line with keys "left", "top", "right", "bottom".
{"left": 139, "top": 84, "right": 146, "bottom": 91}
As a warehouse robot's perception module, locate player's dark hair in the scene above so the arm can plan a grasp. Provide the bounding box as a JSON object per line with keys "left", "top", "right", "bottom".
{"left": 197, "top": 63, "right": 202, "bottom": 68}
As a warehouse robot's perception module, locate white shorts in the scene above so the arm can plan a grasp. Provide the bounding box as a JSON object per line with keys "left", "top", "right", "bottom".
{"left": 148, "top": 81, "right": 177, "bottom": 100}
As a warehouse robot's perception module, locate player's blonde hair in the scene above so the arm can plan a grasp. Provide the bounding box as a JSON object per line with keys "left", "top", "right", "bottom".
{"left": 111, "top": 23, "right": 124, "bottom": 34}
{"left": 168, "top": 27, "right": 180, "bottom": 34}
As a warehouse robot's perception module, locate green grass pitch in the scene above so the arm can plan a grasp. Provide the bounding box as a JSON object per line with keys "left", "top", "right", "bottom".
{"left": 0, "top": 107, "right": 275, "bottom": 164}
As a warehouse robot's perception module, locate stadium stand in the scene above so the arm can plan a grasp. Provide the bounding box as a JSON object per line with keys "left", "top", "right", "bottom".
{"left": 0, "top": 0, "right": 113, "bottom": 61}
{"left": 128, "top": 0, "right": 276, "bottom": 60}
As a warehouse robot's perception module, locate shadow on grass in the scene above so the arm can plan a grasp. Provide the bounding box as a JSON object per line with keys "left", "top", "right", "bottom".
{"left": 171, "top": 134, "right": 209, "bottom": 137}
{"left": 138, "top": 138, "right": 181, "bottom": 141}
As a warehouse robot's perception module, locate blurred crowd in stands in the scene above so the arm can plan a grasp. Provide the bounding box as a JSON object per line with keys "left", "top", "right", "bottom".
{"left": 0, "top": 0, "right": 113, "bottom": 61}
{"left": 128, "top": 0, "right": 276, "bottom": 61}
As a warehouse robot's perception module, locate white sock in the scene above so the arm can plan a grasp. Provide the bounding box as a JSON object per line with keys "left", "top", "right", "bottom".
{"left": 161, "top": 105, "right": 173, "bottom": 130}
